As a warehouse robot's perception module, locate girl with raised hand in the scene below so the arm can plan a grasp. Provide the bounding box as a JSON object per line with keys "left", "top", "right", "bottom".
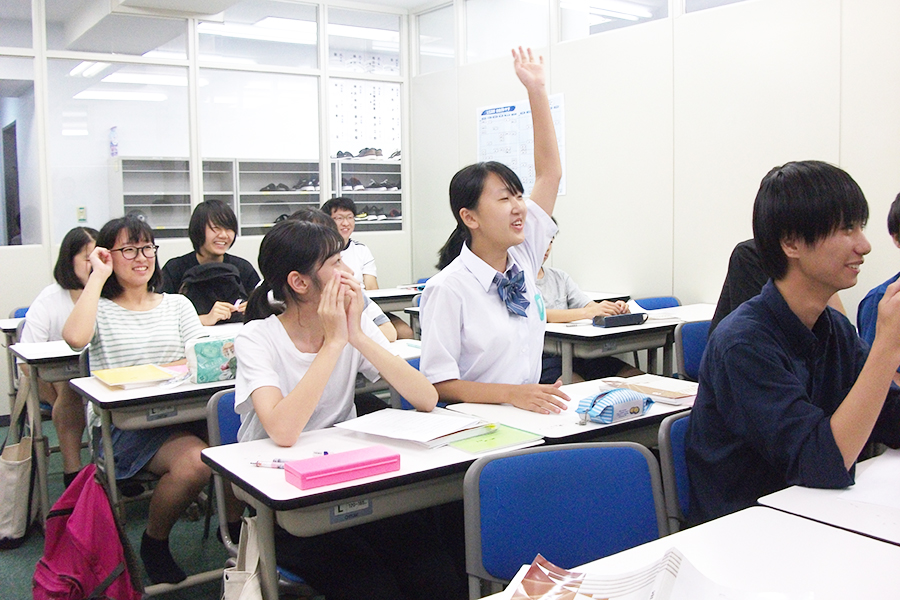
{"left": 234, "top": 219, "right": 462, "bottom": 600}
{"left": 420, "top": 47, "right": 571, "bottom": 414}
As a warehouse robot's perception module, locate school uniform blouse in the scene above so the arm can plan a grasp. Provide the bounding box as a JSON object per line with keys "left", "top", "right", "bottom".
{"left": 341, "top": 239, "right": 377, "bottom": 289}
{"left": 419, "top": 199, "right": 557, "bottom": 386}
{"left": 20, "top": 283, "right": 75, "bottom": 343}
{"left": 233, "top": 313, "right": 389, "bottom": 443}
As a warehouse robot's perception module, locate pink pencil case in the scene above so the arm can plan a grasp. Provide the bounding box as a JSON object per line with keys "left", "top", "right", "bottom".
{"left": 284, "top": 445, "right": 401, "bottom": 490}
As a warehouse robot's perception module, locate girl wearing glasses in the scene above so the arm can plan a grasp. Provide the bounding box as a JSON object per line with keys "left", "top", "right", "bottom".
{"left": 19, "top": 226, "right": 98, "bottom": 487}
{"left": 63, "top": 214, "right": 241, "bottom": 585}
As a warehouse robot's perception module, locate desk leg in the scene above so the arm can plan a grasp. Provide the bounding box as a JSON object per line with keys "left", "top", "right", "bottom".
{"left": 561, "top": 342, "right": 574, "bottom": 385}
{"left": 99, "top": 408, "right": 123, "bottom": 521}
{"left": 5, "top": 334, "right": 17, "bottom": 415}
{"left": 647, "top": 348, "right": 658, "bottom": 374}
{"left": 254, "top": 503, "right": 279, "bottom": 600}
{"left": 410, "top": 313, "right": 421, "bottom": 340}
{"left": 662, "top": 332, "right": 674, "bottom": 377}
{"left": 26, "top": 368, "right": 50, "bottom": 524}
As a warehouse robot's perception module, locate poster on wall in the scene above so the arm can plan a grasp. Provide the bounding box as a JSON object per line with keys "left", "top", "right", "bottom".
{"left": 477, "top": 93, "right": 565, "bottom": 198}
{"left": 330, "top": 79, "right": 401, "bottom": 157}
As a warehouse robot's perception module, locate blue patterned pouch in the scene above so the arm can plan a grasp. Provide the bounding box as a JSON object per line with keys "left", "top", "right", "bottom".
{"left": 576, "top": 389, "right": 654, "bottom": 425}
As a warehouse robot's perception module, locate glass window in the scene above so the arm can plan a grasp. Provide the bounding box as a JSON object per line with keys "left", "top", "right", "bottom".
{"left": 466, "top": 0, "right": 548, "bottom": 64}
{"left": 684, "top": 0, "right": 749, "bottom": 12}
{"left": 0, "top": 57, "right": 37, "bottom": 245}
{"left": 198, "top": 1, "right": 317, "bottom": 69}
{"left": 417, "top": 5, "right": 455, "bottom": 75}
{"left": 1, "top": 0, "right": 32, "bottom": 49}
{"left": 198, "top": 69, "right": 319, "bottom": 235}
{"left": 330, "top": 79, "right": 400, "bottom": 160}
{"left": 46, "top": 60, "right": 190, "bottom": 242}
{"left": 560, "top": 0, "right": 667, "bottom": 40}
{"left": 328, "top": 8, "right": 400, "bottom": 75}
{"left": 45, "top": 0, "right": 186, "bottom": 58}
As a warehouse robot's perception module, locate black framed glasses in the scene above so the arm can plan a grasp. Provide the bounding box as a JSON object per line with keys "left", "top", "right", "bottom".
{"left": 110, "top": 245, "right": 159, "bottom": 260}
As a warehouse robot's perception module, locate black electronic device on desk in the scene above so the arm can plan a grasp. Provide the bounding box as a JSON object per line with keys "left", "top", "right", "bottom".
{"left": 593, "top": 313, "right": 648, "bottom": 328}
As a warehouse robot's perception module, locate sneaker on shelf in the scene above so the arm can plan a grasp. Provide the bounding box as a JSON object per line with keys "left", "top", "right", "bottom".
{"left": 341, "top": 178, "right": 352, "bottom": 191}
{"left": 357, "top": 148, "right": 377, "bottom": 158}
{"left": 388, "top": 209, "right": 401, "bottom": 218}
{"left": 310, "top": 178, "right": 320, "bottom": 191}
{"left": 291, "top": 178, "right": 305, "bottom": 190}
{"left": 350, "top": 177, "right": 365, "bottom": 191}
{"left": 374, "top": 148, "right": 383, "bottom": 157}
{"left": 355, "top": 207, "right": 368, "bottom": 219}
{"left": 387, "top": 180, "right": 399, "bottom": 191}
{"left": 275, "top": 183, "right": 289, "bottom": 191}
{"left": 366, "top": 178, "right": 388, "bottom": 191}
{"left": 299, "top": 179, "right": 316, "bottom": 191}
{"left": 260, "top": 183, "right": 277, "bottom": 192}
{"left": 388, "top": 150, "right": 401, "bottom": 160}
{"left": 336, "top": 151, "right": 353, "bottom": 159}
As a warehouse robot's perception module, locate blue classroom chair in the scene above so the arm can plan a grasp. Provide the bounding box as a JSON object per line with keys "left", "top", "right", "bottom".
{"left": 464, "top": 443, "right": 668, "bottom": 598}
{"left": 674, "top": 321, "right": 710, "bottom": 381}
{"left": 633, "top": 296, "right": 680, "bottom": 311}
{"left": 658, "top": 411, "right": 691, "bottom": 532}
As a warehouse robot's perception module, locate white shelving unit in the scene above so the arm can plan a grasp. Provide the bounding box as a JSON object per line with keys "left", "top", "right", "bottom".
{"left": 111, "top": 158, "right": 192, "bottom": 238}
{"left": 237, "top": 160, "right": 320, "bottom": 236}
{"left": 331, "top": 159, "right": 402, "bottom": 232}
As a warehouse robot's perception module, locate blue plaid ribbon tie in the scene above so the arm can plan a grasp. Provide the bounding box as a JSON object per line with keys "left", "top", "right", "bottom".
{"left": 495, "top": 268, "right": 530, "bottom": 317}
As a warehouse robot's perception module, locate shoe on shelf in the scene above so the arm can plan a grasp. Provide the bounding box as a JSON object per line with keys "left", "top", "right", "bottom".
{"left": 374, "top": 148, "right": 383, "bottom": 157}
{"left": 260, "top": 183, "right": 277, "bottom": 191}
{"left": 387, "top": 180, "right": 399, "bottom": 191}
{"left": 358, "top": 148, "right": 379, "bottom": 158}
{"left": 336, "top": 151, "right": 353, "bottom": 159}
{"left": 388, "top": 150, "right": 401, "bottom": 160}
{"left": 388, "top": 209, "right": 401, "bottom": 218}
{"left": 355, "top": 210, "right": 368, "bottom": 219}
{"left": 342, "top": 178, "right": 352, "bottom": 191}
{"left": 275, "top": 183, "right": 289, "bottom": 191}
{"left": 299, "top": 179, "right": 316, "bottom": 191}
{"left": 349, "top": 177, "right": 365, "bottom": 191}
{"left": 365, "top": 178, "right": 388, "bottom": 191}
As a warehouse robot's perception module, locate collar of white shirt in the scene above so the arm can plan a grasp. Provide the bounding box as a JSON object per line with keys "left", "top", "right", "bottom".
{"left": 459, "top": 243, "right": 524, "bottom": 293}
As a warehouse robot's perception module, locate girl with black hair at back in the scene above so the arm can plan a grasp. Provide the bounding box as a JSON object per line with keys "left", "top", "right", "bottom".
{"left": 63, "top": 214, "right": 243, "bottom": 585}
{"left": 20, "top": 226, "right": 97, "bottom": 486}
{"left": 161, "top": 200, "right": 260, "bottom": 325}
{"left": 234, "top": 219, "right": 463, "bottom": 600}
{"left": 420, "top": 47, "right": 570, "bottom": 414}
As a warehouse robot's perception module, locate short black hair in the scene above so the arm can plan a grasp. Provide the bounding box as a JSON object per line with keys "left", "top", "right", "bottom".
{"left": 188, "top": 200, "right": 238, "bottom": 253}
{"left": 54, "top": 226, "right": 99, "bottom": 290}
{"left": 888, "top": 192, "right": 900, "bottom": 240}
{"left": 288, "top": 206, "right": 340, "bottom": 232}
{"left": 752, "top": 160, "right": 869, "bottom": 280}
{"left": 321, "top": 197, "right": 357, "bottom": 216}
{"left": 95, "top": 214, "right": 162, "bottom": 299}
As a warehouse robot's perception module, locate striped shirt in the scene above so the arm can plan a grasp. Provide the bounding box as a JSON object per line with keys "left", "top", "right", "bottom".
{"left": 89, "top": 293, "right": 204, "bottom": 370}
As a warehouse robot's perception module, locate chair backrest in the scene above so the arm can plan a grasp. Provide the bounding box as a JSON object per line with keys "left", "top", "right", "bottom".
{"left": 207, "top": 389, "right": 239, "bottom": 447}
{"left": 634, "top": 296, "right": 680, "bottom": 311}
{"left": 10, "top": 307, "right": 28, "bottom": 319}
{"left": 464, "top": 443, "right": 668, "bottom": 597}
{"left": 658, "top": 411, "right": 691, "bottom": 533}
{"left": 675, "top": 321, "right": 711, "bottom": 381}
{"left": 398, "top": 358, "right": 420, "bottom": 410}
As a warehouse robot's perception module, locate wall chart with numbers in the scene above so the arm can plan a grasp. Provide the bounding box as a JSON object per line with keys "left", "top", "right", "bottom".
{"left": 476, "top": 93, "right": 566, "bottom": 197}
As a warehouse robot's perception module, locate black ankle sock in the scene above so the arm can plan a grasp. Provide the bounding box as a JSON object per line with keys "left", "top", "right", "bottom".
{"left": 63, "top": 471, "right": 80, "bottom": 489}
{"left": 140, "top": 531, "right": 186, "bottom": 584}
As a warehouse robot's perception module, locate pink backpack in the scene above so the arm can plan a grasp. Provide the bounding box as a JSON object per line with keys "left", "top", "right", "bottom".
{"left": 33, "top": 464, "right": 143, "bottom": 600}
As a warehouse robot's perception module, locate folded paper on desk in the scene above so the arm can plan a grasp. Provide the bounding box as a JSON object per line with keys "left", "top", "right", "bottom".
{"left": 334, "top": 408, "right": 495, "bottom": 448}
{"left": 449, "top": 425, "right": 542, "bottom": 454}
{"left": 601, "top": 374, "right": 697, "bottom": 405}
{"left": 92, "top": 364, "right": 178, "bottom": 389}
{"left": 284, "top": 446, "right": 400, "bottom": 490}
{"left": 501, "top": 550, "right": 812, "bottom": 600}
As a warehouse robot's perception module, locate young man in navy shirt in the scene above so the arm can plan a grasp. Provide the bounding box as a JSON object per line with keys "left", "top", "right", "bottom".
{"left": 686, "top": 160, "right": 900, "bottom": 524}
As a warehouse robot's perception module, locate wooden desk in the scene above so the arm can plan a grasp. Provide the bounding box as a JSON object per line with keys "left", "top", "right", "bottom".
{"left": 1, "top": 317, "right": 25, "bottom": 413}
{"left": 758, "top": 448, "right": 900, "bottom": 545}
{"left": 493, "top": 507, "right": 900, "bottom": 600}
{"left": 445, "top": 379, "right": 691, "bottom": 448}
{"left": 70, "top": 376, "right": 233, "bottom": 517}
{"left": 202, "top": 427, "right": 537, "bottom": 600}
{"left": 365, "top": 287, "right": 421, "bottom": 313}
{"left": 9, "top": 341, "right": 86, "bottom": 523}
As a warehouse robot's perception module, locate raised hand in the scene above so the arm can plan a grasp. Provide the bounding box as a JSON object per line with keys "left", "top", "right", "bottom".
{"left": 512, "top": 46, "right": 545, "bottom": 92}
{"left": 88, "top": 246, "right": 113, "bottom": 281}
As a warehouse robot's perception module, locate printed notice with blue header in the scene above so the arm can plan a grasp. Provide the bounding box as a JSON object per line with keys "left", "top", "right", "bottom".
{"left": 477, "top": 93, "right": 566, "bottom": 197}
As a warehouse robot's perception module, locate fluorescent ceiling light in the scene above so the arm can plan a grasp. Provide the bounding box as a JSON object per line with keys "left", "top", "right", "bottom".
{"left": 198, "top": 19, "right": 316, "bottom": 45}
{"left": 101, "top": 73, "right": 188, "bottom": 86}
{"left": 68, "top": 61, "right": 111, "bottom": 78}
{"left": 329, "top": 24, "right": 399, "bottom": 43}
{"left": 73, "top": 90, "right": 167, "bottom": 101}
{"left": 591, "top": 0, "right": 653, "bottom": 18}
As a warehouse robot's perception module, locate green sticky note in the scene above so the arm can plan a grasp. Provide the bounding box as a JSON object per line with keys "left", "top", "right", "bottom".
{"left": 449, "top": 424, "right": 542, "bottom": 454}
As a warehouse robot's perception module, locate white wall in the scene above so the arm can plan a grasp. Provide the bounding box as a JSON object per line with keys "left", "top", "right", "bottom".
{"left": 410, "top": 0, "right": 900, "bottom": 316}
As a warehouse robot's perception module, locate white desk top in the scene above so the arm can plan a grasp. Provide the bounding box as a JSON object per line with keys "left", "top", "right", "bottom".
{"left": 758, "top": 449, "right": 900, "bottom": 545}
{"left": 544, "top": 318, "right": 680, "bottom": 340}
{"left": 495, "top": 507, "right": 900, "bottom": 600}
{"left": 70, "top": 375, "right": 233, "bottom": 409}
{"left": 640, "top": 303, "right": 716, "bottom": 323}
{"left": 365, "top": 287, "right": 421, "bottom": 300}
{"left": 445, "top": 380, "right": 690, "bottom": 439}
{"left": 9, "top": 340, "right": 82, "bottom": 362}
{"left": 1, "top": 317, "right": 24, "bottom": 333}
{"left": 388, "top": 339, "right": 421, "bottom": 361}
{"left": 202, "top": 426, "right": 510, "bottom": 510}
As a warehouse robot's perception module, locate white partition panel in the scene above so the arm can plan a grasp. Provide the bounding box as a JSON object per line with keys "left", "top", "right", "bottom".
{"left": 672, "top": 0, "right": 842, "bottom": 306}
{"left": 551, "top": 20, "right": 674, "bottom": 299}
{"left": 838, "top": 0, "right": 900, "bottom": 323}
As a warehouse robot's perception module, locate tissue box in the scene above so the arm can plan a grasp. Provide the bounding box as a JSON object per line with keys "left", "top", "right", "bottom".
{"left": 185, "top": 336, "right": 236, "bottom": 383}
{"left": 284, "top": 446, "right": 401, "bottom": 490}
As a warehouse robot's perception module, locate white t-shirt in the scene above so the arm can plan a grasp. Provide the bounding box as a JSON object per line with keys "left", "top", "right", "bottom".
{"left": 88, "top": 294, "right": 204, "bottom": 370}
{"left": 234, "top": 312, "right": 390, "bottom": 443}
{"left": 341, "top": 239, "right": 377, "bottom": 289}
{"left": 420, "top": 199, "right": 557, "bottom": 386}
{"left": 21, "top": 283, "right": 75, "bottom": 343}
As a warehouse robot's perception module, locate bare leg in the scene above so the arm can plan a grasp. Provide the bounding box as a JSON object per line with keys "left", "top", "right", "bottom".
{"left": 50, "top": 381, "right": 86, "bottom": 474}
{"left": 388, "top": 312, "right": 415, "bottom": 339}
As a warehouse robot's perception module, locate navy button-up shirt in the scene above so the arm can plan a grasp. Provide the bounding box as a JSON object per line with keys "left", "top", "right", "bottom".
{"left": 686, "top": 280, "right": 900, "bottom": 524}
